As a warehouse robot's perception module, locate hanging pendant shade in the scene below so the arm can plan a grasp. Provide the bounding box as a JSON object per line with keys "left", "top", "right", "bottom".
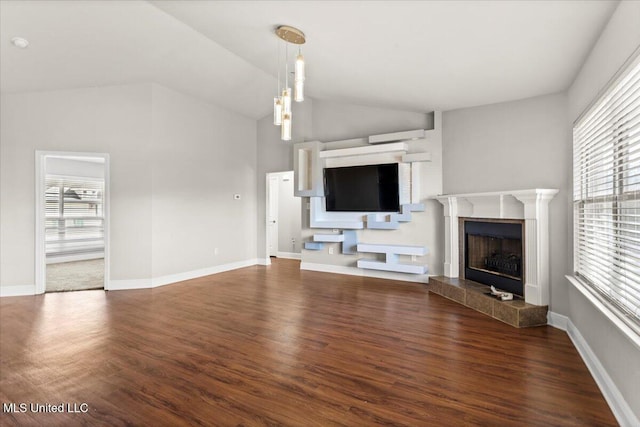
{"left": 294, "top": 52, "right": 305, "bottom": 102}
{"left": 282, "top": 87, "right": 292, "bottom": 114}
{"left": 273, "top": 97, "right": 282, "bottom": 125}
{"left": 294, "top": 80, "right": 304, "bottom": 102}
{"left": 281, "top": 112, "right": 292, "bottom": 141}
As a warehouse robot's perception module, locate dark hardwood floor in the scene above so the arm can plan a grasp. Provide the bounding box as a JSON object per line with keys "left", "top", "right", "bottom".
{"left": 0, "top": 259, "right": 616, "bottom": 426}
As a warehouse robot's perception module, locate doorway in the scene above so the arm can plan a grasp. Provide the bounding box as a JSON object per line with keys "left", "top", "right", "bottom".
{"left": 35, "top": 152, "right": 110, "bottom": 293}
{"left": 265, "top": 171, "right": 301, "bottom": 264}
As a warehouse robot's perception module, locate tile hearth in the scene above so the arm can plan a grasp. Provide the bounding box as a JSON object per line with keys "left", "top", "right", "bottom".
{"left": 428, "top": 276, "right": 548, "bottom": 328}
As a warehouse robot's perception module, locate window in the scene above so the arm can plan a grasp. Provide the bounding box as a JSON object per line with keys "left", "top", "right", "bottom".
{"left": 573, "top": 54, "right": 640, "bottom": 328}
{"left": 45, "top": 176, "right": 105, "bottom": 257}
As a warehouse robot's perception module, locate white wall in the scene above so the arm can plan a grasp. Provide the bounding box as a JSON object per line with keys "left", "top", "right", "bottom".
{"left": 566, "top": 1, "right": 640, "bottom": 422}
{"left": 1, "top": 84, "right": 153, "bottom": 291}
{"left": 442, "top": 92, "right": 571, "bottom": 314}
{"left": 0, "top": 82, "right": 259, "bottom": 293}
{"left": 312, "top": 100, "right": 434, "bottom": 142}
{"left": 150, "top": 84, "right": 257, "bottom": 277}
{"left": 568, "top": 0, "right": 640, "bottom": 121}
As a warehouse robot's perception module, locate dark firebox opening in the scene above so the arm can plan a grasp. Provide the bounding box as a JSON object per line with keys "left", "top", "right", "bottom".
{"left": 464, "top": 221, "right": 524, "bottom": 297}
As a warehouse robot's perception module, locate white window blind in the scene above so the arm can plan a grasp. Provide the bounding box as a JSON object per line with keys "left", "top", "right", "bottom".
{"left": 573, "top": 54, "right": 640, "bottom": 326}
{"left": 45, "top": 176, "right": 105, "bottom": 257}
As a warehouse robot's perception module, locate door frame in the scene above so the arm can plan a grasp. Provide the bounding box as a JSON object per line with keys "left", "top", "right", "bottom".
{"left": 35, "top": 151, "right": 111, "bottom": 293}
{"left": 265, "top": 171, "right": 296, "bottom": 266}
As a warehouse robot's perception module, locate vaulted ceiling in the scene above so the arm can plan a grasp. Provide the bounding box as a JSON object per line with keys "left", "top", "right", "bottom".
{"left": 0, "top": 0, "right": 618, "bottom": 119}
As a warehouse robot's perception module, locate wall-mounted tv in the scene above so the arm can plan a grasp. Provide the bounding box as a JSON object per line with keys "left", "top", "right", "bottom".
{"left": 324, "top": 163, "right": 399, "bottom": 212}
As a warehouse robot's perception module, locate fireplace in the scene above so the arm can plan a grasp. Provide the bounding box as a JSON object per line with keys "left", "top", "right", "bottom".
{"left": 436, "top": 189, "right": 558, "bottom": 306}
{"left": 462, "top": 219, "right": 524, "bottom": 296}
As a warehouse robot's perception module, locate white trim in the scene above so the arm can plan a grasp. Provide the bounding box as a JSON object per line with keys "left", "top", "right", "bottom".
{"left": 541, "top": 310, "right": 637, "bottom": 426}
{"left": 108, "top": 259, "right": 261, "bottom": 291}
{"left": 369, "top": 129, "right": 425, "bottom": 144}
{"left": 108, "top": 278, "right": 152, "bottom": 291}
{"left": 0, "top": 285, "right": 36, "bottom": 297}
{"left": 151, "top": 259, "right": 259, "bottom": 288}
{"left": 257, "top": 257, "right": 271, "bottom": 266}
{"left": 547, "top": 311, "right": 569, "bottom": 331}
{"left": 566, "top": 318, "right": 640, "bottom": 427}
{"left": 567, "top": 275, "right": 640, "bottom": 350}
{"left": 300, "top": 262, "right": 429, "bottom": 283}
{"left": 275, "top": 252, "right": 301, "bottom": 260}
{"left": 46, "top": 252, "right": 104, "bottom": 264}
{"left": 319, "top": 142, "right": 408, "bottom": 158}
{"left": 35, "top": 152, "right": 46, "bottom": 294}
{"left": 266, "top": 170, "right": 293, "bottom": 260}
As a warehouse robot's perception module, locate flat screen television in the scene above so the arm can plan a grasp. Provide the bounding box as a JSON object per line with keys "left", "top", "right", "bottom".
{"left": 324, "top": 163, "right": 399, "bottom": 212}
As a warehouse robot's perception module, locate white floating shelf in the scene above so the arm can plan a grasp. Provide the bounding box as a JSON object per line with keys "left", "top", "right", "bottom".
{"left": 313, "top": 234, "right": 345, "bottom": 242}
{"left": 357, "top": 260, "right": 428, "bottom": 275}
{"left": 319, "top": 142, "right": 408, "bottom": 159}
{"left": 369, "top": 129, "right": 425, "bottom": 144}
{"left": 357, "top": 243, "right": 427, "bottom": 256}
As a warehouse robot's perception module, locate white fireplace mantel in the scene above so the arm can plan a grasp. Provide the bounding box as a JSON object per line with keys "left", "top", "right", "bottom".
{"left": 435, "top": 189, "right": 558, "bottom": 306}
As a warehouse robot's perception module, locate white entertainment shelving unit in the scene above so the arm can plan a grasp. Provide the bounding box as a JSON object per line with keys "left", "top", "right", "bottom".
{"left": 294, "top": 113, "right": 442, "bottom": 276}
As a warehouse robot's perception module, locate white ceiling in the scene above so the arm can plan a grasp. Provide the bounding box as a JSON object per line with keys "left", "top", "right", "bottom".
{"left": 0, "top": 0, "right": 618, "bottom": 119}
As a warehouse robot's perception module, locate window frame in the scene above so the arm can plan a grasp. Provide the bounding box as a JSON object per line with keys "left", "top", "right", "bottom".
{"left": 572, "top": 48, "right": 640, "bottom": 344}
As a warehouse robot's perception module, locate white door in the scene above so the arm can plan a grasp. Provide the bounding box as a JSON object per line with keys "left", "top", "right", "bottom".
{"left": 268, "top": 175, "right": 279, "bottom": 257}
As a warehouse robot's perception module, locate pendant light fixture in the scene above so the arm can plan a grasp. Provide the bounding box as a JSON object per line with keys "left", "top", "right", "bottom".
{"left": 273, "top": 25, "right": 306, "bottom": 141}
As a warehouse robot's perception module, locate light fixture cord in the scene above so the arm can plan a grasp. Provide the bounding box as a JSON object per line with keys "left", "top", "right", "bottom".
{"left": 285, "top": 41, "right": 289, "bottom": 89}
{"left": 277, "top": 39, "right": 281, "bottom": 94}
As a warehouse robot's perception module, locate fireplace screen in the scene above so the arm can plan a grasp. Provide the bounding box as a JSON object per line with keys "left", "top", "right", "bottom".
{"left": 464, "top": 220, "right": 524, "bottom": 296}
{"left": 467, "top": 234, "right": 522, "bottom": 280}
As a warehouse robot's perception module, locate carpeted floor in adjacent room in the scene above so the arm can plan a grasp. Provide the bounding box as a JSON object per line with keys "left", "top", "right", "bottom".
{"left": 46, "top": 258, "right": 104, "bottom": 292}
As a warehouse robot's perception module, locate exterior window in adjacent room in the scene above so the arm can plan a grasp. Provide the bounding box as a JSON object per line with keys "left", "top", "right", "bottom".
{"left": 45, "top": 176, "right": 105, "bottom": 258}
{"left": 573, "top": 54, "right": 640, "bottom": 329}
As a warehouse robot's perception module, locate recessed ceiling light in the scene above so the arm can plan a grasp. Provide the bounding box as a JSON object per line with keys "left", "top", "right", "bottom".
{"left": 11, "top": 37, "right": 29, "bottom": 49}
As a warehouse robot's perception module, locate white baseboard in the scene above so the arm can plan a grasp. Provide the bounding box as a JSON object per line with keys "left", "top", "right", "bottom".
{"left": 276, "top": 252, "right": 301, "bottom": 260}
{"left": 0, "top": 285, "right": 36, "bottom": 297}
{"left": 547, "top": 311, "right": 569, "bottom": 331}
{"left": 300, "top": 262, "right": 428, "bottom": 283}
{"left": 151, "top": 258, "right": 260, "bottom": 288}
{"left": 564, "top": 317, "right": 639, "bottom": 427}
{"left": 108, "top": 258, "right": 260, "bottom": 291}
{"left": 257, "top": 258, "right": 270, "bottom": 266}
{"left": 108, "top": 278, "right": 152, "bottom": 291}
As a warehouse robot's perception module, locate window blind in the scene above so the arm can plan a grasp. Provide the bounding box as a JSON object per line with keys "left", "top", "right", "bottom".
{"left": 573, "top": 54, "right": 640, "bottom": 326}
{"left": 45, "top": 176, "right": 105, "bottom": 257}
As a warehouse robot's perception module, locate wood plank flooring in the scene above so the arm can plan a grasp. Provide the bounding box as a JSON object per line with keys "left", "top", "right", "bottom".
{"left": 0, "top": 259, "right": 616, "bottom": 426}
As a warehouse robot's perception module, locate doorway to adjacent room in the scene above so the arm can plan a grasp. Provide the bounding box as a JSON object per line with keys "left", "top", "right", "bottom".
{"left": 35, "top": 152, "right": 110, "bottom": 293}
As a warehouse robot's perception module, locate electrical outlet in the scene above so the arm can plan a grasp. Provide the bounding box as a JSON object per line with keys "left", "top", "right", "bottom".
{"left": 214, "top": 248, "right": 219, "bottom": 255}
{"left": 411, "top": 255, "right": 417, "bottom": 262}
{"left": 328, "top": 246, "right": 334, "bottom": 255}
